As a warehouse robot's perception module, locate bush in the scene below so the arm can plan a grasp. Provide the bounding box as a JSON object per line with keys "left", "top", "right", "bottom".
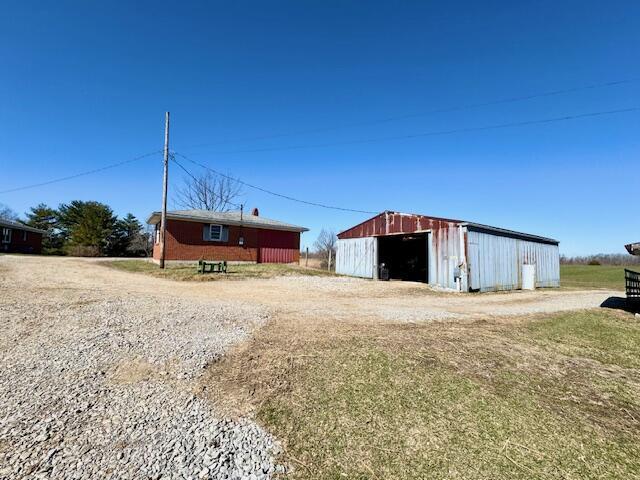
{"left": 588, "top": 260, "right": 601, "bottom": 266}
{"left": 67, "top": 245, "right": 101, "bottom": 257}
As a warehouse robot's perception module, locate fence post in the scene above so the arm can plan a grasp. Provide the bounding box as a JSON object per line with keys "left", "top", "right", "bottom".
{"left": 328, "top": 249, "right": 332, "bottom": 272}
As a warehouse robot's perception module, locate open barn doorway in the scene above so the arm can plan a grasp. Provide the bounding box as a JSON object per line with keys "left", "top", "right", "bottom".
{"left": 377, "top": 233, "right": 428, "bottom": 282}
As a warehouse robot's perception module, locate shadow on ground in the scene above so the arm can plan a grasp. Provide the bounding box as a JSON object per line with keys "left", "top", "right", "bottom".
{"left": 601, "top": 296, "right": 640, "bottom": 314}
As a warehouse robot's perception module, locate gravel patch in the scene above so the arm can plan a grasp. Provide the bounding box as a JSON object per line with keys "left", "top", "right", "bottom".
{"left": 0, "top": 260, "right": 282, "bottom": 479}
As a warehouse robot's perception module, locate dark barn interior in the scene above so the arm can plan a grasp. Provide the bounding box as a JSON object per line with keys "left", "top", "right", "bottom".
{"left": 377, "top": 233, "right": 428, "bottom": 282}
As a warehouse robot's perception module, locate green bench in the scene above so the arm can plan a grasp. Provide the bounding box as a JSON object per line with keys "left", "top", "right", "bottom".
{"left": 198, "top": 260, "right": 228, "bottom": 274}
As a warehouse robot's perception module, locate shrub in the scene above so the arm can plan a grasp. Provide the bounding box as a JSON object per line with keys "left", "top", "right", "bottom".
{"left": 67, "top": 245, "right": 101, "bottom": 257}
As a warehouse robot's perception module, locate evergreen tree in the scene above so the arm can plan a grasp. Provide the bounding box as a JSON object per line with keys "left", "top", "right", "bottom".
{"left": 110, "top": 213, "right": 145, "bottom": 256}
{"left": 57, "top": 201, "right": 118, "bottom": 256}
{"left": 25, "top": 203, "right": 64, "bottom": 254}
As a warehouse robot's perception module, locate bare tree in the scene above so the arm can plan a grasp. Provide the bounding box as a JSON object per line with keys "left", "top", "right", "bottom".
{"left": 314, "top": 229, "right": 337, "bottom": 270}
{"left": 128, "top": 225, "right": 154, "bottom": 257}
{"left": 0, "top": 203, "right": 19, "bottom": 221}
{"left": 174, "top": 172, "right": 243, "bottom": 212}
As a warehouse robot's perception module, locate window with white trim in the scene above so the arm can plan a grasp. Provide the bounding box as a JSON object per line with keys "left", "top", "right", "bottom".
{"left": 155, "top": 225, "right": 160, "bottom": 244}
{"left": 1, "top": 228, "right": 11, "bottom": 244}
{"left": 209, "top": 224, "right": 223, "bottom": 241}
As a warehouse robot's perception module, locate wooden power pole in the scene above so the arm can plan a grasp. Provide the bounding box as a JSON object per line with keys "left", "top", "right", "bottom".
{"left": 159, "top": 112, "right": 170, "bottom": 269}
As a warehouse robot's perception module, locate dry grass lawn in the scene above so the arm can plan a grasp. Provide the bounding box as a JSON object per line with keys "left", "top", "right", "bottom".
{"left": 201, "top": 308, "right": 640, "bottom": 479}
{"left": 104, "top": 259, "right": 334, "bottom": 281}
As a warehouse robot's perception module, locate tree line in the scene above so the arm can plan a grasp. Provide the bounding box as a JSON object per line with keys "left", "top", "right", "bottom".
{"left": 560, "top": 253, "right": 640, "bottom": 266}
{"left": 1, "top": 201, "right": 151, "bottom": 257}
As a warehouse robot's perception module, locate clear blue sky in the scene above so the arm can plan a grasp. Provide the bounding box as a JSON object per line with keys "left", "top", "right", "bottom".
{"left": 1, "top": 1, "right": 638, "bottom": 255}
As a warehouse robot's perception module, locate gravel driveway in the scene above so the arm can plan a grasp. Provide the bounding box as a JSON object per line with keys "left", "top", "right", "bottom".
{"left": 0, "top": 255, "right": 620, "bottom": 479}
{"left": 0, "top": 256, "right": 279, "bottom": 479}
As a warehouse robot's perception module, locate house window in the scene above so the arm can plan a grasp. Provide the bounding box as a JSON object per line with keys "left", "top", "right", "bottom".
{"left": 23, "top": 231, "right": 27, "bottom": 241}
{"left": 209, "top": 224, "right": 223, "bottom": 241}
{"left": 1, "top": 228, "right": 11, "bottom": 244}
{"left": 155, "top": 226, "right": 160, "bottom": 244}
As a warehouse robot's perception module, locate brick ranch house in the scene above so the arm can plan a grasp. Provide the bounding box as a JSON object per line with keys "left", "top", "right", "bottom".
{"left": 0, "top": 218, "right": 46, "bottom": 254}
{"left": 147, "top": 209, "right": 308, "bottom": 263}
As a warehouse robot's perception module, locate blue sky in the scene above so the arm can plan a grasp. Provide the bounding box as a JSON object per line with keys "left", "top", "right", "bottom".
{"left": 1, "top": 1, "right": 638, "bottom": 255}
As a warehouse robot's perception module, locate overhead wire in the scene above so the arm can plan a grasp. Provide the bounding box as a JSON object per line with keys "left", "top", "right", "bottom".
{"left": 173, "top": 151, "right": 378, "bottom": 214}
{"left": 178, "top": 106, "right": 640, "bottom": 156}
{"left": 171, "top": 104, "right": 640, "bottom": 215}
{"left": 180, "top": 77, "right": 640, "bottom": 149}
{"left": 0, "top": 150, "right": 163, "bottom": 194}
{"left": 2, "top": 99, "right": 639, "bottom": 208}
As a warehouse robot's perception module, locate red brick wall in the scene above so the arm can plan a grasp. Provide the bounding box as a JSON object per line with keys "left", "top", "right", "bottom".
{"left": 1, "top": 228, "right": 43, "bottom": 254}
{"left": 152, "top": 219, "right": 300, "bottom": 263}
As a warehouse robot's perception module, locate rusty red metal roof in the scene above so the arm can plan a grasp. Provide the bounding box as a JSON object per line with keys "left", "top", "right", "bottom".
{"left": 338, "top": 210, "right": 559, "bottom": 244}
{"left": 337, "top": 211, "right": 463, "bottom": 239}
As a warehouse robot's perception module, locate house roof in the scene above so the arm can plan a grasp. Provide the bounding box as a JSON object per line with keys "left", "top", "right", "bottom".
{"left": 146, "top": 210, "right": 309, "bottom": 233}
{"left": 0, "top": 218, "right": 47, "bottom": 234}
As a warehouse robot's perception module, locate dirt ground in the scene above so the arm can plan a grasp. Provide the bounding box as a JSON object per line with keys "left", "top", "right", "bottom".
{"left": 0, "top": 255, "right": 627, "bottom": 479}
{"left": 9, "top": 255, "right": 621, "bottom": 322}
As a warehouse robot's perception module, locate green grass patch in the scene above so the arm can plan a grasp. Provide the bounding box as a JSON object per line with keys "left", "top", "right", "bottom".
{"left": 560, "top": 264, "right": 634, "bottom": 290}
{"left": 213, "top": 309, "right": 640, "bottom": 479}
{"left": 526, "top": 309, "right": 640, "bottom": 369}
{"left": 103, "top": 259, "right": 334, "bottom": 281}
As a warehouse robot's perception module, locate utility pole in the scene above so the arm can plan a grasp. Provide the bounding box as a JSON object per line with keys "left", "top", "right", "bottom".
{"left": 159, "top": 112, "right": 170, "bottom": 269}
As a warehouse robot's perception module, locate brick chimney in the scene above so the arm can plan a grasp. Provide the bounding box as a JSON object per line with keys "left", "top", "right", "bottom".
{"left": 251, "top": 207, "right": 259, "bottom": 216}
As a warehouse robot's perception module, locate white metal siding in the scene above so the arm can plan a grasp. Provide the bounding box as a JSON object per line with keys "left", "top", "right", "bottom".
{"left": 467, "top": 230, "right": 559, "bottom": 292}
{"left": 336, "top": 237, "right": 377, "bottom": 279}
{"left": 429, "top": 225, "right": 466, "bottom": 290}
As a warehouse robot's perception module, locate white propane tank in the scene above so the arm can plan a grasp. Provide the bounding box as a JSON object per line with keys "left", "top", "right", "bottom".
{"left": 522, "top": 264, "right": 536, "bottom": 290}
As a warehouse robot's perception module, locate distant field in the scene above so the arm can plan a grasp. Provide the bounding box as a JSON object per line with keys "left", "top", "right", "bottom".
{"left": 560, "top": 264, "right": 636, "bottom": 290}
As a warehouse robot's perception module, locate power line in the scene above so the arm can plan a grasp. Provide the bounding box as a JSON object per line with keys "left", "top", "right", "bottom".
{"left": 173, "top": 151, "right": 378, "bottom": 214}
{"left": 3, "top": 103, "right": 637, "bottom": 199}
{"left": 172, "top": 104, "right": 640, "bottom": 215}
{"left": 0, "top": 150, "right": 163, "bottom": 195}
{"left": 179, "top": 106, "right": 640, "bottom": 156}
{"left": 180, "top": 77, "right": 640, "bottom": 150}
